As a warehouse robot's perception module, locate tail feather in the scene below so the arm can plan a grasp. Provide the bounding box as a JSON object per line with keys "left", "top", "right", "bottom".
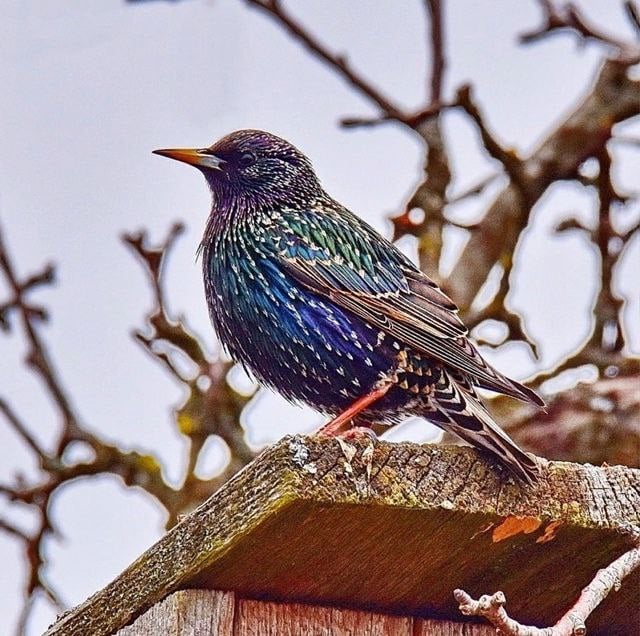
{"left": 475, "top": 370, "right": 545, "bottom": 407}
{"left": 432, "top": 372, "right": 541, "bottom": 484}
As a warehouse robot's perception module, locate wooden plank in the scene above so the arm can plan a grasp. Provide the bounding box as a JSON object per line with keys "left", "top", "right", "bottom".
{"left": 47, "top": 436, "right": 640, "bottom": 636}
{"left": 414, "top": 619, "right": 496, "bottom": 635}
{"left": 118, "top": 590, "right": 234, "bottom": 636}
{"left": 116, "top": 590, "right": 498, "bottom": 635}
{"left": 235, "top": 598, "right": 413, "bottom": 635}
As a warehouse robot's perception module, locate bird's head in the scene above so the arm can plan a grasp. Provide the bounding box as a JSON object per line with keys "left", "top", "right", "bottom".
{"left": 154, "top": 129, "right": 322, "bottom": 209}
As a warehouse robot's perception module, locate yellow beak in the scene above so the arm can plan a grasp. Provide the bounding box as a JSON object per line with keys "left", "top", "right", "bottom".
{"left": 152, "top": 148, "right": 224, "bottom": 170}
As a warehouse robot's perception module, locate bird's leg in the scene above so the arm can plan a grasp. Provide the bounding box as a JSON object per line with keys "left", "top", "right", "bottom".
{"left": 318, "top": 382, "right": 393, "bottom": 437}
{"left": 339, "top": 426, "right": 378, "bottom": 442}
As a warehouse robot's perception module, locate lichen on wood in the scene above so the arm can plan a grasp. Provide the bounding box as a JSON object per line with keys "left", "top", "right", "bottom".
{"left": 45, "top": 436, "right": 639, "bottom": 636}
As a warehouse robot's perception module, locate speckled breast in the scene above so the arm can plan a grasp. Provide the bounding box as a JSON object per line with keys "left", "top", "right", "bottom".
{"left": 202, "top": 235, "right": 397, "bottom": 414}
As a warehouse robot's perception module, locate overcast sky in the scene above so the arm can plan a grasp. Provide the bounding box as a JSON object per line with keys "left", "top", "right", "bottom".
{"left": 1, "top": 1, "right": 638, "bottom": 634}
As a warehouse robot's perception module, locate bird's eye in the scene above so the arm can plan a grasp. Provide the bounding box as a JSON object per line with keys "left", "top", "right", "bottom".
{"left": 239, "top": 152, "right": 256, "bottom": 168}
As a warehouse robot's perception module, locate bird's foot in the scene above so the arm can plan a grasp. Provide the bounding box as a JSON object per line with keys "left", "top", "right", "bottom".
{"left": 316, "top": 423, "right": 377, "bottom": 442}
{"left": 338, "top": 426, "right": 378, "bottom": 442}
{"left": 332, "top": 426, "right": 377, "bottom": 491}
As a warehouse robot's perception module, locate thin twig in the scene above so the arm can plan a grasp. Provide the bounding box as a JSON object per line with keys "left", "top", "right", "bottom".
{"left": 425, "top": 0, "right": 446, "bottom": 103}
{"left": 0, "top": 398, "right": 47, "bottom": 460}
{"left": 455, "top": 537, "right": 640, "bottom": 635}
{"left": 0, "top": 223, "right": 87, "bottom": 450}
{"left": 454, "top": 84, "right": 527, "bottom": 195}
{"left": 245, "top": 0, "right": 406, "bottom": 122}
{"left": 520, "top": 0, "right": 640, "bottom": 62}
{"left": 446, "top": 172, "right": 500, "bottom": 205}
{"left": 625, "top": 0, "right": 640, "bottom": 34}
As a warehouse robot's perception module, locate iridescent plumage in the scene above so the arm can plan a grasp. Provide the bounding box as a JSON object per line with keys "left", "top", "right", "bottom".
{"left": 154, "top": 129, "right": 544, "bottom": 483}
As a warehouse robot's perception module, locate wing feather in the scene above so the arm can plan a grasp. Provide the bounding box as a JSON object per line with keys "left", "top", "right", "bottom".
{"left": 275, "top": 206, "right": 543, "bottom": 406}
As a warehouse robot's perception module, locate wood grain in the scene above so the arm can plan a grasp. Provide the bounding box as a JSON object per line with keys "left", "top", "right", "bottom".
{"left": 118, "top": 590, "right": 234, "bottom": 636}
{"left": 117, "top": 590, "right": 499, "bottom": 635}
{"left": 45, "top": 436, "right": 640, "bottom": 636}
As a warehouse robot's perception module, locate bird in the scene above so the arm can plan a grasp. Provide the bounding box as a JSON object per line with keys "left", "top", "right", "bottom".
{"left": 153, "top": 129, "right": 544, "bottom": 484}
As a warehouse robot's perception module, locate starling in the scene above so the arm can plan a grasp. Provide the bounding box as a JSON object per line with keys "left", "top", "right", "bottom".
{"left": 154, "top": 130, "right": 544, "bottom": 483}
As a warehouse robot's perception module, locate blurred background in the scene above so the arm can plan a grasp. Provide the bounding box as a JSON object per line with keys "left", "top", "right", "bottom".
{"left": 1, "top": 1, "right": 638, "bottom": 634}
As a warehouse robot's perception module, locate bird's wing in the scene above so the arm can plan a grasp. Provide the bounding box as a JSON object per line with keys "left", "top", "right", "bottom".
{"left": 275, "top": 205, "right": 543, "bottom": 406}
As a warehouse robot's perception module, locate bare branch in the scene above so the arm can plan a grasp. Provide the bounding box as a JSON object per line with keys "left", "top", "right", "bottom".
{"left": 122, "top": 223, "right": 211, "bottom": 371}
{"left": 341, "top": 99, "right": 450, "bottom": 129}
{"left": 245, "top": 0, "right": 406, "bottom": 123}
{"left": 0, "top": 398, "right": 47, "bottom": 460}
{"left": 0, "top": 263, "right": 54, "bottom": 330}
{"left": 121, "top": 225, "right": 256, "bottom": 524}
{"left": 0, "top": 517, "right": 29, "bottom": 541}
{"left": 625, "top": 1, "right": 640, "bottom": 34}
{"left": 0, "top": 223, "right": 88, "bottom": 453}
{"left": 520, "top": 0, "right": 640, "bottom": 63}
{"left": 445, "top": 59, "right": 640, "bottom": 310}
{"left": 0, "top": 219, "right": 258, "bottom": 628}
{"left": 621, "top": 219, "right": 640, "bottom": 242}
{"left": 465, "top": 256, "right": 539, "bottom": 357}
{"left": 454, "top": 84, "right": 527, "bottom": 194}
{"left": 455, "top": 536, "right": 640, "bottom": 635}
{"left": 425, "top": 0, "right": 446, "bottom": 103}
{"left": 446, "top": 172, "right": 500, "bottom": 205}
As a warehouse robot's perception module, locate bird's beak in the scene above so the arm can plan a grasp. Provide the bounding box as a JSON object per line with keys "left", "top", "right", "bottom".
{"left": 152, "top": 148, "right": 225, "bottom": 170}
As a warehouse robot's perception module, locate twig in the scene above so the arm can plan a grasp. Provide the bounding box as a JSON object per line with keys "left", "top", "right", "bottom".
{"left": 341, "top": 99, "right": 450, "bottom": 129}
{"left": 445, "top": 59, "right": 640, "bottom": 310}
{"left": 121, "top": 225, "right": 256, "bottom": 524}
{"left": 245, "top": 0, "right": 406, "bottom": 123}
{"left": 0, "top": 398, "right": 47, "bottom": 460}
{"left": 466, "top": 256, "right": 539, "bottom": 357}
{"left": 0, "top": 263, "right": 54, "bottom": 330}
{"left": 621, "top": 219, "right": 640, "bottom": 242}
{"left": 520, "top": 0, "right": 640, "bottom": 63}
{"left": 454, "top": 84, "right": 528, "bottom": 196}
{"left": 388, "top": 0, "right": 452, "bottom": 279}
{"left": 122, "top": 224, "right": 210, "bottom": 372}
{"left": 0, "top": 223, "right": 87, "bottom": 450}
{"left": 455, "top": 537, "right": 640, "bottom": 635}
{"left": 446, "top": 172, "right": 500, "bottom": 205}
{"left": 425, "top": 0, "right": 446, "bottom": 103}
{"left": 625, "top": 0, "right": 640, "bottom": 34}
{"left": 0, "top": 518, "right": 29, "bottom": 541}
{"left": 0, "top": 219, "right": 257, "bottom": 630}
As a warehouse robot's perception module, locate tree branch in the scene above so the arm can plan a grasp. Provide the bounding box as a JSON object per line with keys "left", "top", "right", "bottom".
{"left": 454, "top": 84, "right": 527, "bottom": 195}
{"left": 244, "top": 0, "right": 407, "bottom": 123}
{"left": 0, "top": 220, "right": 257, "bottom": 629}
{"left": 455, "top": 535, "right": 640, "bottom": 635}
{"left": 425, "top": 0, "right": 446, "bottom": 103}
{"left": 445, "top": 59, "right": 640, "bottom": 311}
{"left": 520, "top": 0, "right": 640, "bottom": 63}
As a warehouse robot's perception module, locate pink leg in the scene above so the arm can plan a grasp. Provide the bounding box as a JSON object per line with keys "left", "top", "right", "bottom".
{"left": 318, "top": 383, "right": 392, "bottom": 437}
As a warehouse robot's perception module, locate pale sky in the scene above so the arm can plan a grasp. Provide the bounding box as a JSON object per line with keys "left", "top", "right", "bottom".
{"left": 1, "top": 1, "right": 638, "bottom": 634}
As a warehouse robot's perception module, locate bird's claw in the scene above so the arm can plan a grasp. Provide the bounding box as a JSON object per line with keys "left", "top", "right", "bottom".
{"left": 338, "top": 426, "right": 378, "bottom": 442}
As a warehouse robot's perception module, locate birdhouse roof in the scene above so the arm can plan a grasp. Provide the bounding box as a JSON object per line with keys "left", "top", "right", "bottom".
{"left": 46, "top": 436, "right": 639, "bottom": 636}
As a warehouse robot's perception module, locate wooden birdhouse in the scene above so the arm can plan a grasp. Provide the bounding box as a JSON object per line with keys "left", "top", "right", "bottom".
{"left": 45, "top": 437, "right": 640, "bottom": 635}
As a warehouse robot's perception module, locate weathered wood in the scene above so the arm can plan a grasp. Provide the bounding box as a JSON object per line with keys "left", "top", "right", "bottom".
{"left": 46, "top": 436, "right": 640, "bottom": 636}
{"left": 118, "top": 589, "right": 498, "bottom": 635}
{"left": 235, "top": 597, "right": 413, "bottom": 635}
{"left": 414, "top": 619, "right": 495, "bottom": 635}
{"left": 117, "top": 590, "right": 234, "bottom": 636}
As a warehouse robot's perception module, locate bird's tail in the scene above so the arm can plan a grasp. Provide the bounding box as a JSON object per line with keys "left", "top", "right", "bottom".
{"left": 431, "top": 372, "right": 540, "bottom": 484}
